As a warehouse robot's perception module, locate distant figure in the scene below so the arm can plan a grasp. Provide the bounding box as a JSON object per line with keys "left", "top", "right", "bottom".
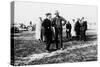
{"left": 36, "top": 18, "right": 42, "bottom": 40}
{"left": 83, "top": 20, "right": 87, "bottom": 40}
{"left": 42, "top": 13, "right": 52, "bottom": 51}
{"left": 30, "top": 21, "right": 32, "bottom": 26}
{"left": 74, "top": 18, "right": 81, "bottom": 40}
{"left": 66, "top": 21, "right": 72, "bottom": 40}
{"left": 38, "top": 17, "right": 46, "bottom": 41}
{"left": 52, "top": 10, "right": 66, "bottom": 50}
{"left": 71, "top": 19, "right": 76, "bottom": 37}
{"left": 80, "top": 17, "right": 87, "bottom": 41}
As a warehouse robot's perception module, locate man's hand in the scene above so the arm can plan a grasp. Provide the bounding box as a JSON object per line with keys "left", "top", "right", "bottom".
{"left": 61, "top": 16, "right": 66, "bottom": 26}
{"left": 66, "top": 29, "right": 69, "bottom": 31}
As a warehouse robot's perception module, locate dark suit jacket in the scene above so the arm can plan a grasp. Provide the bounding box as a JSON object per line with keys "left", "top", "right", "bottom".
{"left": 52, "top": 16, "right": 66, "bottom": 28}
{"left": 66, "top": 23, "right": 71, "bottom": 32}
{"left": 75, "top": 21, "right": 81, "bottom": 32}
{"left": 42, "top": 18, "right": 52, "bottom": 35}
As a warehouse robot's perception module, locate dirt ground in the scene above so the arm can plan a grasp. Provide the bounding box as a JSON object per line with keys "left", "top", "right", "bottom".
{"left": 11, "top": 29, "right": 97, "bottom": 66}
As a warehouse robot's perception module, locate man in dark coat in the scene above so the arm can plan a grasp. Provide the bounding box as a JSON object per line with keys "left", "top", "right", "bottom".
{"left": 66, "top": 21, "right": 72, "bottom": 40}
{"left": 80, "top": 17, "right": 87, "bottom": 41}
{"left": 52, "top": 10, "right": 66, "bottom": 50}
{"left": 75, "top": 18, "right": 81, "bottom": 40}
{"left": 42, "top": 13, "right": 52, "bottom": 51}
{"left": 83, "top": 20, "right": 87, "bottom": 40}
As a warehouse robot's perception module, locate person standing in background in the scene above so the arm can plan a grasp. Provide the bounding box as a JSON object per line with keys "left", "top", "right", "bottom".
{"left": 36, "top": 17, "right": 43, "bottom": 40}
{"left": 83, "top": 20, "right": 87, "bottom": 41}
{"left": 80, "top": 17, "right": 87, "bottom": 41}
{"left": 71, "top": 19, "right": 76, "bottom": 37}
{"left": 66, "top": 21, "right": 72, "bottom": 40}
{"left": 74, "top": 18, "right": 81, "bottom": 40}
{"left": 39, "top": 17, "right": 46, "bottom": 42}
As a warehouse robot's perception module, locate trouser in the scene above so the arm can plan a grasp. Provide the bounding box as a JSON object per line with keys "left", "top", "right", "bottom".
{"left": 66, "top": 31, "right": 71, "bottom": 39}
{"left": 45, "top": 30, "right": 52, "bottom": 50}
{"left": 80, "top": 31, "right": 86, "bottom": 41}
{"left": 76, "top": 31, "right": 80, "bottom": 40}
{"left": 55, "top": 27, "right": 63, "bottom": 49}
{"left": 46, "top": 38, "right": 52, "bottom": 50}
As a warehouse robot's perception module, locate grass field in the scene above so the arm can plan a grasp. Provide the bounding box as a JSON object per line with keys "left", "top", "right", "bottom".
{"left": 11, "top": 29, "right": 97, "bottom": 66}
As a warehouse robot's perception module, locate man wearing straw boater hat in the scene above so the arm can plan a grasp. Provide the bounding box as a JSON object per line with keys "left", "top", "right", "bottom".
{"left": 52, "top": 10, "right": 66, "bottom": 50}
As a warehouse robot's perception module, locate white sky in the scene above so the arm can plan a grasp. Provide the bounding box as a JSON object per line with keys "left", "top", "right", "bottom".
{"left": 14, "top": 1, "right": 97, "bottom": 25}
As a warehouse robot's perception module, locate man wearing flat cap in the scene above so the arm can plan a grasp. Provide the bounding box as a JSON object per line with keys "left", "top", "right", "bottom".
{"left": 42, "top": 13, "right": 52, "bottom": 51}
{"left": 52, "top": 10, "right": 66, "bottom": 50}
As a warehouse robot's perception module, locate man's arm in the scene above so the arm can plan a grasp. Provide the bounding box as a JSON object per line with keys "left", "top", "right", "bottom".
{"left": 51, "top": 18, "right": 56, "bottom": 27}
{"left": 42, "top": 19, "right": 46, "bottom": 27}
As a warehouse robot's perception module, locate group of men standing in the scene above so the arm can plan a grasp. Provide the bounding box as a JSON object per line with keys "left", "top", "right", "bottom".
{"left": 65, "top": 17, "right": 87, "bottom": 41}
{"left": 74, "top": 17, "right": 87, "bottom": 41}
{"left": 41, "top": 10, "right": 66, "bottom": 51}
{"left": 41, "top": 10, "right": 87, "bottom": 52}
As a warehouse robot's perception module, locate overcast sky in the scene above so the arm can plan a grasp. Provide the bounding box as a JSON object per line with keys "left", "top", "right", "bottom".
{"left": 14, "top": 1, "right": 97, "bottom": 25}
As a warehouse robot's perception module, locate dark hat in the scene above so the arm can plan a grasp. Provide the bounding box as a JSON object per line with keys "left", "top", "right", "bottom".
{"left": 45, "top": 13, "right": 51, "bottom": 16}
